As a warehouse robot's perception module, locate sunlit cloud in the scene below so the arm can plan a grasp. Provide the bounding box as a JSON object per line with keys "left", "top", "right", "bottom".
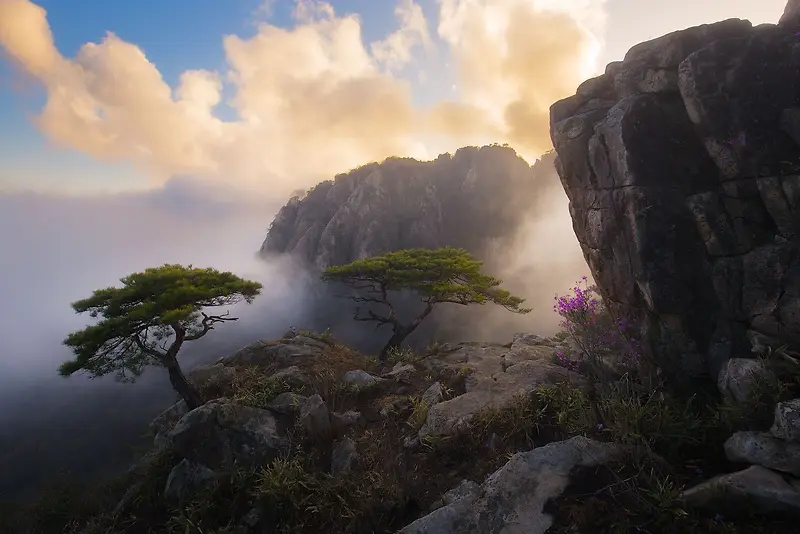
{"left": 0, "top": 0, "right": 606, "bottom": 197}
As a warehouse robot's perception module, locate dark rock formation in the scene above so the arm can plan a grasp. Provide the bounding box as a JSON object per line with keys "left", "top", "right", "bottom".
{"left": 550, "top": 13, "right": 800, "bottom": 382}
{"left": 260, "top": 145, "right": 557, "bottom": 269}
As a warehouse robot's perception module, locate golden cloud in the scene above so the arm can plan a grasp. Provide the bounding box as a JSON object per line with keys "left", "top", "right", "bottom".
{"left": 0, "top": 0, "right": 604, "bottom": 196}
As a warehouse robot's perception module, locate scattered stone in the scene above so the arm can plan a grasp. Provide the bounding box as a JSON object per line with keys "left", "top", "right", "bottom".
{"left": 717, "top": 358, "right": 777, "bottom": 404}
{"left": 725, "top": 431, "right": 800, "bottom": 476}
{"left": 167, "top": 399, "right": 289, "bottom": 470}
{"left": 331, "top": 410, "right": 365, "bottom": 434}
{"left": 299, "top": 394, "right": 331, "bottom": 437}
{"left": 403, "top": 435, "right": 421, "bottom": 449}
{"left": 266, "top": 392, "right": 307, "bottom": 416}
{"left": 331, "top": 436, "right": 360, "bottom": 474}
{"left": 342, "top": 369, "right": 386, "bottom": 390}
{"left": 421, "top": 382, "right": 444, "bottom": 408}
{"left": 682, "top": 465, "right": 800, "bottom": 516}
{"left": 398, "top": 437, "right": 620, "bottom": 534}
{"left": 163, "top": 459, "right": 215, "bottom": 501}
{"left": 380, "top": 396, "right": 413, "bottom": 418}
{"left": 772, "top": 399, "right": 800, "bottom": 443}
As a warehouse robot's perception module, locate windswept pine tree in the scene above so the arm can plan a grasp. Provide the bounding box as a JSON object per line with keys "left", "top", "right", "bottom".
{"left": 322, "top": 247, "right": 530, "bottom": 360}
{"left": 59, "top": 264, "right": 262, "bottom": 409}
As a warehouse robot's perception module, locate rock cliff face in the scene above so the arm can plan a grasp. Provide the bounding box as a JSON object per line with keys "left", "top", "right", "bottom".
{"left": 550, "top": 14, "right": 800, "bottom": 381}
{"left": 260, "top": 145, "right": 557, "bottom": 269}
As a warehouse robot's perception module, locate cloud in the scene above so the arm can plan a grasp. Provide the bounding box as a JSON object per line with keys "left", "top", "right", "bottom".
{"left": 0, "top": 0, "right": 605, "bottom": 196}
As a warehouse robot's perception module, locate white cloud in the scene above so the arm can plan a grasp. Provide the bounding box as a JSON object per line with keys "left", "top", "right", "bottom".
{"left": 0, "top": 0, "right": 606, "bottom": 196}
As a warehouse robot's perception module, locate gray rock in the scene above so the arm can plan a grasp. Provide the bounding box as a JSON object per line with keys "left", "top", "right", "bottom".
{"left": 258, "top": 146, "right": 548, "bottom": 280}
{"left": 419, "top": 359, "right": 582, "bottom": 439}
{"left": 299, "top": 394, "right": 331, "bottom": 437}
{"left": 150, "top": 400, "right": 188, "bottom": 449}
{"left": 187, "top": 363, "right": 236, "bottom": 392}
{"left": 550, "top": 16, "right": 800, "bottom": 382}
{"left": 502, "top": 335, "right": 555, "bottom": 369}
{"left": 381, "top": 396, "right": 413, "bottom": 418}
{"left": 421, "top": 382, "right": 444, "bottom": 408}
{"left": 272, "top": 365, "right": 309, "bottom": 387}
{"left": 780, "top": 0, "right": 800, "bottom": 28}
{"left": 167, "top": 399, "right": 289, "bottom": 470}
{"left": 267, "top": 392, "right": 307, "bottom": 416}
{"left": 772, "top": 399, "right": 800, "bottom": 443}
{"left": 382, "top": 363, "right": 416, "bottom": 381}
{"left": 682, "top": 465, "right": 800, "bottom": 516}
{"left": 717, "top": 358, "right": 777, "bottom": 404}
{"left": 331, "top": 436, "right": 359, "bottom": 474}
{"left": 331, "top": 410, "right": 365, "bottom": 433}
{"left": 217, "top": 339, "right": 323, "bottom": 368}
{"left": 442, "top": 479, "right": 481, "bottom": 505}
{"left": 399, "top": 437, "right": 620, "bottom": 534}
{"left": 725, "top": 431, "right": 800, "bottom": 476}
{"left": 403, "top": 435, "right": 421, "bottom": 449}
{"left": 342, "top": 369, "right": 386, "bottom": 390}
{"left": 163, "top": 459, "right": 215, "bottom": 501}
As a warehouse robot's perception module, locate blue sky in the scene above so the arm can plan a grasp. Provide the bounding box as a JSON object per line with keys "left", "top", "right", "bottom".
{"left": 0, "top": 0, "right": 413, "bottom": 192}
{"left": 0, "top": 0, "right": 788, "bottom": 195}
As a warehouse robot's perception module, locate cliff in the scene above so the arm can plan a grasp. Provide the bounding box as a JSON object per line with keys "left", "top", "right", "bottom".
{"left": 550, "top": 15, "right": 800, "bottom": 383}
{"left": 260, "top": 145, "right": 558, "bottom": 269}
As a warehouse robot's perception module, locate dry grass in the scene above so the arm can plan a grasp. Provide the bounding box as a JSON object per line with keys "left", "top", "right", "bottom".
{"left": 10, "top": 331, "right": 800, "bottom": 534}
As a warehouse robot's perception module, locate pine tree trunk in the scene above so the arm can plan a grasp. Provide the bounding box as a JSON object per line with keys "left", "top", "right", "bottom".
{"left": 379, "top": 329, "right": 409, "bottom": 361}
{"left": 166, "top": 362, "right": 203, "bottom": 410}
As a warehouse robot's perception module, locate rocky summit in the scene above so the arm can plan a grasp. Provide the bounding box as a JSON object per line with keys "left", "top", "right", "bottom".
{"left": 550, "top": 15, "right": 800, "bottom": 383}
{"left": 260, "top": 146, "right": 558, "bottom": 269}
{"left": 7, "top": 4, "right": 800, "bottom": 534}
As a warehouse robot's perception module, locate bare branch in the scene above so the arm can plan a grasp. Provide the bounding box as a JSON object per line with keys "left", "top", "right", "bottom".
{"left": 184, "top": 311, "right": 239, "bottom": 341}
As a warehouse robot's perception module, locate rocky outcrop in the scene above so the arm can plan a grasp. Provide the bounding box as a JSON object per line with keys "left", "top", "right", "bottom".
{"left": 260, "top": 146, "right": 558, "bottom": 269}
{"left": 418, "top": 337, "right": 581, "bottom": 440}
{"left": 550, "top": 13, "right": 800, "bottom": 382}
{"left": 398, "top": 436, "right": 621, "bottom": 534}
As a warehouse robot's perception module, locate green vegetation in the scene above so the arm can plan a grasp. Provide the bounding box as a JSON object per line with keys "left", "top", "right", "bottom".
{"left": 7, "top": 259, "right": 800, "bottom": 533}
{"left": 59, "top": 264, "right": 262, "bottom": 409}
{"left": 322, "top": 247, "right": 530, "bottom": 360}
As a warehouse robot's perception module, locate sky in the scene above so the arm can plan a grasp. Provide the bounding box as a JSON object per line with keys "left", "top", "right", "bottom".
{"left": 0, "top": 0, "right": 792, "bottom": 500}
{"left": 0, "top": 0, "right": 788, "bottom": 196}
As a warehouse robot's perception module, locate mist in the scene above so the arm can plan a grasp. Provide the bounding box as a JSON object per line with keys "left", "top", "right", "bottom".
{"left": 0, "top": 151, "right": 591, "bottom": 504}
{"left": 0, "top": 178, "right": 315, "bottom": 501}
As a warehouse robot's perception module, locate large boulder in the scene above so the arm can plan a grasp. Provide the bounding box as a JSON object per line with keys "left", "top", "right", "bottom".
{"left": 725, "top": 431, "right": 800, "bottom": 476}
{"left": 166, "top": 400, "right": 289, "bottom": 470}
{"left": 682, "top": 465, "right": 800, "bottom": 516}
{"left": 163, "top": 459, "right": 215, "bottom": 502}
{"left": 550, "top": 13, "right": 800, "bottom": 383}
{"left": 398, "top": 437, "right": 620, "bottom": 534}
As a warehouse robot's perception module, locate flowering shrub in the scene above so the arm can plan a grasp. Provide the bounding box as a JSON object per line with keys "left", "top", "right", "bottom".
{"left": 553, "top": 277, "right": 643, "bottom": 376}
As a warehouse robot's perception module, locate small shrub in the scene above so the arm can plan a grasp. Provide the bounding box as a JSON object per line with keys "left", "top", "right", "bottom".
{"left": 230, "top": 367, "right": 292, "bottom": 409}
{"left": 386, "top": 346, "right": 423, "bottom": 365}
{"left": 406, "top": 396, "right": 429, "bottom": 431}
